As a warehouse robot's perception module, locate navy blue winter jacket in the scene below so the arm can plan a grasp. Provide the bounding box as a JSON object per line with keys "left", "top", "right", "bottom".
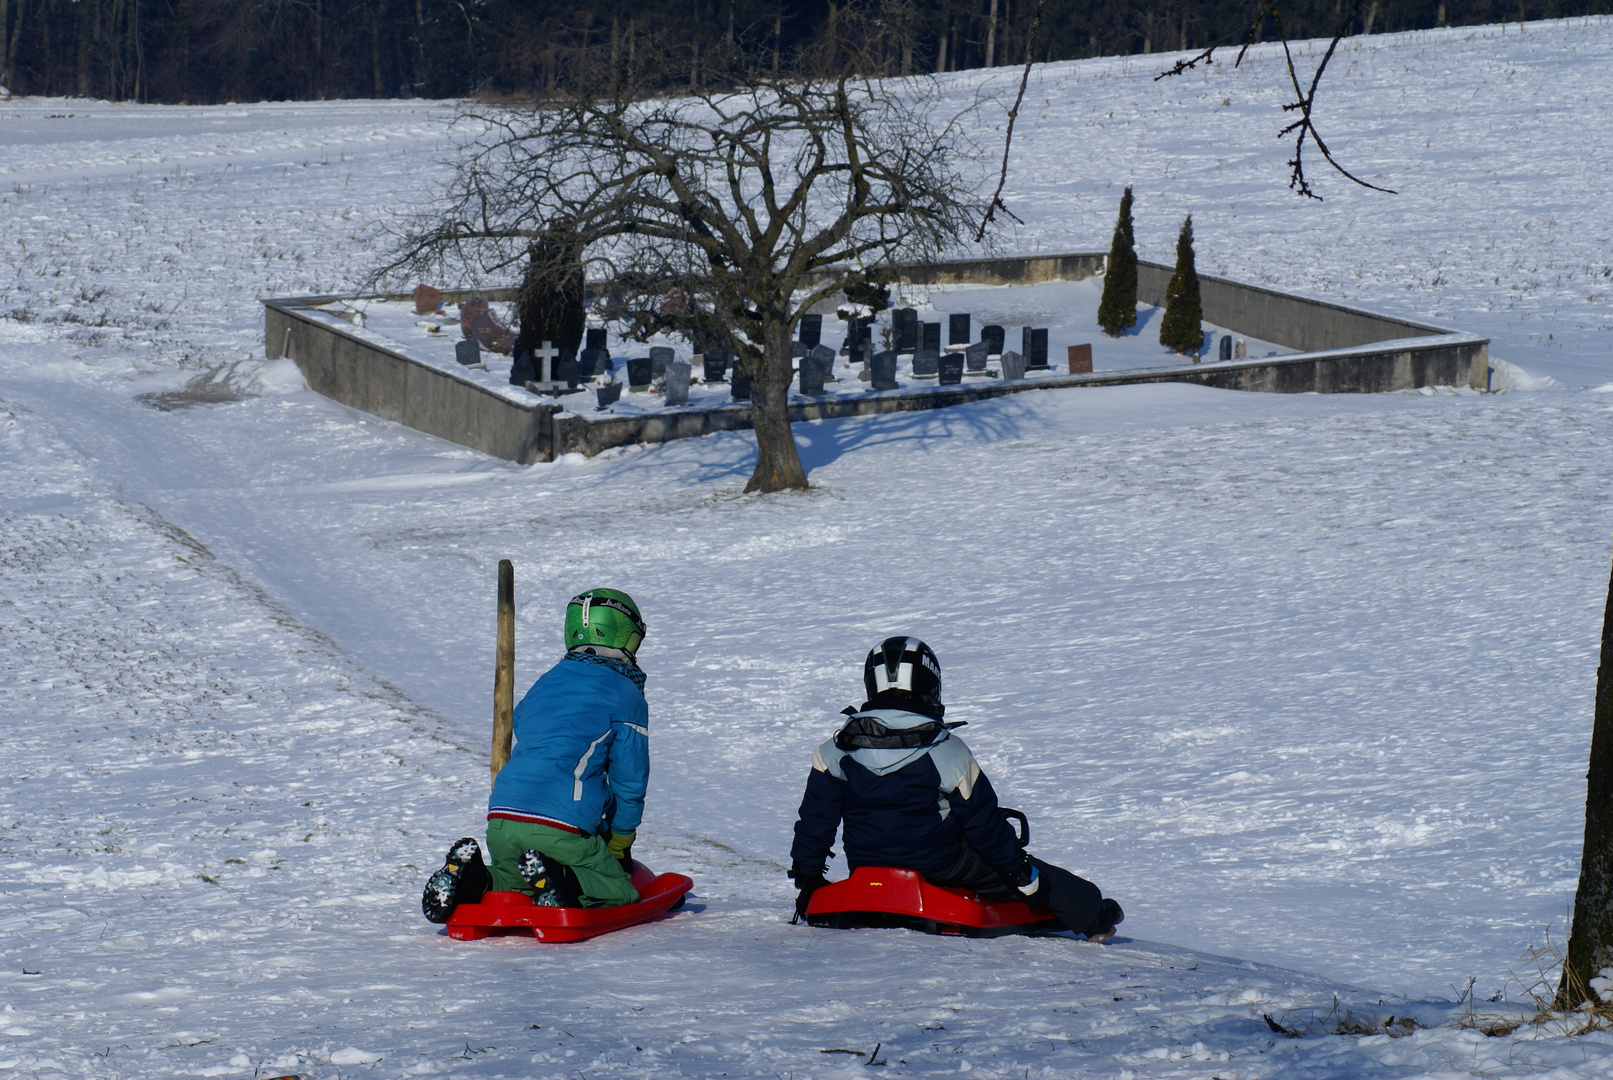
{"left": 790, "top": 708, "right": 1024, "bottom": 881}
{"left": 487, "top": 653, "right": 648, "bottom": 835}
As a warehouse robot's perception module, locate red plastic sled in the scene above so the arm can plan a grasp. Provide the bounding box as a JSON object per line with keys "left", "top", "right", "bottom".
{"left": 445, "top": 862, "right": 693, "bottom": 942}
{"left": 805, "top": 866, "right": 1063, "bottom": 937}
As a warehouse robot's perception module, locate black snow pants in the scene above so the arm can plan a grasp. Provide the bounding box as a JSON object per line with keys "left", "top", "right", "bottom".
{"left": 931, "top": 844, "right": 1104, "bottom": 938}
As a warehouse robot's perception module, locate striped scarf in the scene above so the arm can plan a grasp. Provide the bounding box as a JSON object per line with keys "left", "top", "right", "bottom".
{"left": 565, "top": 649, "right": 646, "bottom": 694}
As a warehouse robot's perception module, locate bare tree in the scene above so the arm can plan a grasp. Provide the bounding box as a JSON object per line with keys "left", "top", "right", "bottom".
{"left": 380, "top": 63, "right": 985, "bottom": 493}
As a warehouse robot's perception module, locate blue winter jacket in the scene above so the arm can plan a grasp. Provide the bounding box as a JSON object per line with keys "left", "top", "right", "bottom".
{"left": 790, "top": 708, "right": 1023, "bottom": 881}
{"left": 487, "top": 654, "right": 649, "bottom": 835}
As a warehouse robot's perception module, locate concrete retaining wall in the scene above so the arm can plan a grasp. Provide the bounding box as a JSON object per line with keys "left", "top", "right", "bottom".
{"left": 265, "top": 251, "right": 1489, "bottom": 464}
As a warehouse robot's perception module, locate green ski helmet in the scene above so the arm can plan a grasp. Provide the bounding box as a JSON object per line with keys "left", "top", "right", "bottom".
{"left": 564, "top": 588, "right": 646, "bottom": 656}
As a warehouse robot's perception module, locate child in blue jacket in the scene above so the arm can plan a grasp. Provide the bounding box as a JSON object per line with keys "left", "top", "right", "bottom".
{"left": 423, "top": 588, "right": 650, "bottom": 920}
{"left": 790, "top": 637, "right": 1124, "bottom": 941}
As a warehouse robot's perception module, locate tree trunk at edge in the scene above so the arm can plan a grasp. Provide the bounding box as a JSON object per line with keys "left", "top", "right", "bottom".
{"left": 1559, "top": 550, "right": 1613, "bottom": 1007}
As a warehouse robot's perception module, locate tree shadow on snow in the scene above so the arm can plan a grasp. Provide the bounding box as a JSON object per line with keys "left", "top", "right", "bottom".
{"left": 793, "top": 392, "right": 1035, "bottom": 478}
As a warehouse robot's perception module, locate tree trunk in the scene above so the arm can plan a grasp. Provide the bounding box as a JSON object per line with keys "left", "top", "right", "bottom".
{"left": 985, "top": 0, "right": 998, "bottom": 67}
{"left": 744, "top": 317, "right": 807, "bottom": 493}
{"left": 1558, "top": 552, "right": 1613, "bottom": 1008}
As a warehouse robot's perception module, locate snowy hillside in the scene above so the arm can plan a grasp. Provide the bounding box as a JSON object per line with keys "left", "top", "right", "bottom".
{"left": 2, "top": 17, "right": 1613, "bottom": 1080}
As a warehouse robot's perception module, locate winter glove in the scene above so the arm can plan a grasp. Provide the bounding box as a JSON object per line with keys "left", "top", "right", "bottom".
{"left": 1010, "top": 854, "right": 1041, "bottom": 897}
{"left": 788, "top": 865, "right": 829, "bottom": 921}
{"left": 607, "top": 831, "right": 635, "bottom": 870}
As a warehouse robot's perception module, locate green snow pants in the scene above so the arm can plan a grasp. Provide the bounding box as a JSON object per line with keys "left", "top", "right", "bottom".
{"left": 485, "top": 818, "right": 640, "bottom": 908}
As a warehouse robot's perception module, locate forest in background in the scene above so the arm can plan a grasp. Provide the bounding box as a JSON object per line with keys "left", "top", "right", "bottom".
{"left": 1, "top": 0, "right": 1609, "bottom": 104}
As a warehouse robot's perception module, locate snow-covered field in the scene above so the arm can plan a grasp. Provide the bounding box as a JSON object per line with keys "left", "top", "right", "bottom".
{"left": 2, "top": 17, "right": 1612, "bottom": 1079}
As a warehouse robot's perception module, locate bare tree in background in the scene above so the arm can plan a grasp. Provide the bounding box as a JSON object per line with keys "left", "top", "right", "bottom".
{"left": 379, "top": 52, "right": 985, "bottom": 494}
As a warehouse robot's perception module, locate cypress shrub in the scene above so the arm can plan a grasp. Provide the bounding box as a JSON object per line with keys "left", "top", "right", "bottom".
{"left": 1159, "top": 214, "right": 1204, "bottom": 357}
{"left": 1096, "top": 187, "right": 1138, "bottom": 337}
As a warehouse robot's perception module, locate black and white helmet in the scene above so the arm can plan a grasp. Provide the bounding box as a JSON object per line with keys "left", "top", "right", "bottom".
{"left": 862, "top": 636, "right": 944, "bottom": 719}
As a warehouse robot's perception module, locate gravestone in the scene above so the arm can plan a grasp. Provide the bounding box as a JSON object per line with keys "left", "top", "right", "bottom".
{"left": 1067, "top": 344, "right": 1093, "bottom": 374}
{"left": 938, "top": 353, "right": 965, "bottom": 385}
{"left": 413, "top": 284, "right": 441, "bottom": 314}
{"left": 578, "top": 347, "right": 607, "bottom": 378}
{"left": 922, "top": 322, "right": 941, "bottom": 352}
{"left": 980, "top": 324, "right": 1005, "bottom": 356}
{"left": 665, "top": 361, "right": 691, "bottom": 406}
{"left": 514, "top": 339, "right": 563, "bottom": 388}
{"left": 555, "top": 351, "right": 580, "bottom": 389}
{"left": 1219, "top": 334, "right": 1232, "bottom": 361}
{"left": 912, "top": 349, "right": 940, "bottom": 377}
{"left": 460, "top": 296, "right": 516, "bottom": 354}
{"left": 893, "top": 308, "right": 919, "bottom": 352}
{"left": 949, "top": 313, "right": 971, "bottom": 347}
{"left": 798, "top": 313, "right": 823, "bottom": 348}
{"left": 1235, "top": 338, "right": 1247, "bottom": 359}
{"left": 730, "top": 363, "right": 753, "bottom": 400}
{"left": 1023, "top": 327, "right": 1049, "bottom": 370}
{"left": 702, "top": 354, "right": 727, "bottom": 382}
{"left": 595, "top": 382, "right": 624, "bottom": 410}
{"left": 870, "top": 351, "right": 899, "bottom": 390}
{"left": 649, "top": 345, "right": 674, "bottom": 378}
{"left": 809, "top": 344, "right": 836, "bottom": 382}
{"left": 509, "top": 349, "right": 534, "bottom": 383}
{"left": 626, "top": 357, "right": 652, "bottom": 390}
{"left": 798, "top": 353, "right": 827, "bottom": 395}
{"left": 456, "top": 339, "right": 482, "bottom": 366}
{"left": 792, "top": 341, "right": 809, "bottom": 358}
{"left": 964, "top": 341, "right": 990, "bottom": 372}
{"left": 999, "top": 350, "right": 1027, "bottom": 381}
{"left": 586, "top": 327, "right": 608, "bottom": 351}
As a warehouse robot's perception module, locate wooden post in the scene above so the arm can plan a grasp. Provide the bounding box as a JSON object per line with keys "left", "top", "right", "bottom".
{"left": 491, "top": 559, "right": 515, "bottom": 788}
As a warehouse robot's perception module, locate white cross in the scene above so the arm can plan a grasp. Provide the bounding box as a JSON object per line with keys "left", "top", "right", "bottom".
{"left": 534, "top": 340, "right": 560, "bottom": 383}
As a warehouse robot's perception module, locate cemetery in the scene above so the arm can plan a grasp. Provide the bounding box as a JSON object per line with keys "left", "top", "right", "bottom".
{"left": 266, "top": 251, "right": 1488, "bottom": 464}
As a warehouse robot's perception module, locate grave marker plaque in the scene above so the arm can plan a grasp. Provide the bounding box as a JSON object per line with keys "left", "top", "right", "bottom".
{"left": 871, "top": 351, "right": 899, "bottom": 390}
{"left": 1219, "top": 334, "right": 1232, "bottom": 361}
{"left": 665, "top": 361, "right": 691, "bottom": 405}
{"left": 798, "top": 313, "right": 823, "bottom": 348}
{"left": 578, "top": 347, "right": 607, "bottom": 378}
{"left": 1067, "top": 344, "right": 1093, "bottom": 374}
{"left": 798, "top": 353, "right": 827, "bottom": 396}
{"left": 626, "top": 357, "right": 652, "bottom": 390}
{"left": 810, "top": 344, "right": 836, "bottom": 382}
{"left": 595, "top": 382, "right": 624, "bottom": 410}
{"left": 949, "top": 313, "right": 971, "bottom": 347}
{"left": 893, "top": 308, "right": 919, "bottom": 352}
{"left": 649, "top": 345, "right": 674, "bottom": 377}
{"left": 999, "top": 350, "right": 1027, "bottom": 381}
{"left": 980, "top": 324, "right": 1005, "bottom": 356}
{"left": 702, "top": 354, "right": 727, "bottom": 382}
{"left": 456, "top": 339, "right": 482, "bottom": 366}
{"left": 731, "top": 363, "right": 753, "bottom": 400}
{"left": 556, "top": 351, "right": 580, "bottom": 389}
{"left": 460, "top": 296, "right": 516, "bottom": 354}
{"left": 912, "top": 349, "right": 940, "bottom": 377}
{"left": 586, "top": 327, "right": 608, "bottom": 351}
{"left": 413, "top": 284, "right": 441, "bottom": 314}
{"left": 938, "top": 353, "right": 965, "bottom": 385}
{"left": 1022, "top": 327, "right": 1049, "bottom": 370}
{"left": 922, "top": 322, "right": 941, "bottom": 352}
{"left": 964, "top": 341, "right": 990, "bottom": 372}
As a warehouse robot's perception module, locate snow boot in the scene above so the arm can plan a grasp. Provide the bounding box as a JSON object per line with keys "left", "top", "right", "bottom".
{"left": 518, "top": 849, "right": 581, "bottom": 907}
{"left": 1084, "top": 898, "right": 1124, "bottom": 943}
{"left": 421, "top": 837, "right": 490, "bottom": 924}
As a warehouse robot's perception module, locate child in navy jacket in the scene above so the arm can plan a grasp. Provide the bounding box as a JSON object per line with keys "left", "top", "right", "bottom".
{"left": 790, "top": 637, "right": 1123, "bottom": 941}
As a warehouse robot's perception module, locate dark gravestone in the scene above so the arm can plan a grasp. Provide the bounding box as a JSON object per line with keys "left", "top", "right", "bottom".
{"left": 1067, "top": 344, "right": 1093, "bottom": 374}
{"left": 792, "top": 341, "right": 809, "bottom": 359}
{"left": 999, "top": 350, "right": 1027, "bottom": 381}
{"left": 938, "top": 353, "right": 965, "bottom": 385}
{"left": 649, "top": 346, "right": 674, "bottom": 378}
{"left": 912, "top": 349, "right": 940, "bottom": 377}
{"left": 556, "top": 351, "right": 580, "bottom": 390}
{"left": 461, "top": 296, "right": 516, "bottom": 354}
{"left": 893, "top": 308, "right": 919, "bottom": 352}
{"left": 809, "top": 344, "right": 836, "bottom": 381}
{"left": 509, "top": 349, "right": 535, "bottom": 384}
{"left": 949, "top": 313, "right": 971, "bottom": 347}
{"left": 799, "top": 352, "right": 827, "bottom": 395}
{"left": 870, "top": 351, "right": 899, "bottom": 390}
{"left": 1219, "top": 334, "right": 1233, "bottom": 361}
{"left": 980, "top": 324, "right": 1005, "bottom": 356}
{"left": 626, "top": 357, "right": 653, "bottom": 390}
{"left": 1027, "top": 328, "right": 1049, "bottom": 370}
{"left": 577, "top": 347, "right": 607, "bottom": 378}
{"left": 703, "top": 354, "right": 728, "bottom": 382}
{"left": 595, "top": 382, "right": 623, "bottom": 410}
{"left": 586, "top": 327, "right": 608, "bottom": 351}
{"left": 922, "top": 322, "right": 941, "bottom": 352}
{"left": 456, "top": 338, "right": 482, "bottom": 366}
{"left": 731, "top": 363, "right": 753, "bottom": 400}
{"left": 798, "top": 313, "right": 823, "bottom": 348}
{"left": 964, "top": 341, "right": 990, "bottom": 372}
{"left": 665, "top": 361, "right": 691, "bottom": 406}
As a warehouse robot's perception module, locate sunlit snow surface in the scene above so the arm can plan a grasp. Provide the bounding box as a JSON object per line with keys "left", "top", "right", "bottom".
{"left": 2, "top": 17, "right": 1613, "bottom": 1079}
